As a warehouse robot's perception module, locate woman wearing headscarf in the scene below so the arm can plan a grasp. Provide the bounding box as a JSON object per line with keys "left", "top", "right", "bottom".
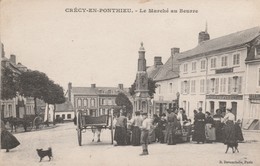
{"left": 1, "top": 120, "right": 20, "bottom": 152}
{"left": 223, "top": 108, "right": 237, "bottom": 146}
{"left": 205, "top": 112, "right": 216, "bottom": 143}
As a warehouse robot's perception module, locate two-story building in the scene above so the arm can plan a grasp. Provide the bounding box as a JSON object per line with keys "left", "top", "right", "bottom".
{"left": 68, "top": 83, "right": 130, "bottom": 116}
{"left": 148, "top": 48, "right": 181, "bottom": 115}
{"left": 243, "top": 36, "right": 260, "bottom": 129}
{"left": 178, "top": 26, "right": 260, "bottom": 121}
{"left": 1, "top": 44, "right": 36, "bottom": 118}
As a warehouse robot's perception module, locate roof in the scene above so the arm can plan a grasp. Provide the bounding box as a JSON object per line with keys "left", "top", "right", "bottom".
{"left": 153, "top": 54, "right": 181, "bottom": 81}
{"left": 71, "top": 86, "right": 130, "bottom": 95}
{"left": 147, "top": 65, "right": 163, "bottom": 79}
{"left": 178, "top": 26, "right": 260, "bottom": 60}
{"left": 56, "top": 100, "right": 74, "bottom": 112}
{"left": 72, "top": 87, "right": 97, "bottom": 95}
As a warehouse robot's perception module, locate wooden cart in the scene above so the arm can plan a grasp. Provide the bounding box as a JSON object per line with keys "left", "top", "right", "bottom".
{"left": 76, "top": 110, "right": 114, "bottom": 146}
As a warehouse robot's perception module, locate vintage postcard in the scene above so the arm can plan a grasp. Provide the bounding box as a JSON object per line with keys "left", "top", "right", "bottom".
{"left": 1, "top": 0, "right": 260, "bottom": 166}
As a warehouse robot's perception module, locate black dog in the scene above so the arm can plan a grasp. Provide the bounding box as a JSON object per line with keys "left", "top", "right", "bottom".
{"left": 225, "top": 143, "right": 239, "bottom": 153}
{"left": 36, "top": 147, "right": 53, "bottom": 162}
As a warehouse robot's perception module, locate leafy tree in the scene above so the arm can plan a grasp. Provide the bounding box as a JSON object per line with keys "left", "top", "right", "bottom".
{"left": 1, "top": 67, "right": 19, "bottom": 100}
{"left": 43, "top": 80, "right": 65, "bottom": 125}
{"left": 115, "top": 92, "right": 133, "bottom": 115}
{"left": 129, "top": 78, "right": 157, "bottom": 98}
{"left": 18, "top": 70, "right": 50, "bottom": 115}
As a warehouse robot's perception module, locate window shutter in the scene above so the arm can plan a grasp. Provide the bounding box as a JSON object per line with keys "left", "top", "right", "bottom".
{"left": 215, "top": 78, "right": 219, "bottom": 94}
{"left": 187, "top": 80, "right": 190, "bottom": 94}
{"left": 181, "top": 81, "right": 184, "bottom": 94}
{"left": 228, "top": 77, "right": 232, "bottom": 94}
{"left": 206, "top": 79, "right": 210, "bottom": 94}
{"left": 238, "top": 77, "right": 242, "bottom": 94}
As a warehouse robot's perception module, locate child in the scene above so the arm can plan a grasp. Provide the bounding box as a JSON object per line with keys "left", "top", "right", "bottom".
{"left": 140, "top": 112, "right": 150, "bottom": 156}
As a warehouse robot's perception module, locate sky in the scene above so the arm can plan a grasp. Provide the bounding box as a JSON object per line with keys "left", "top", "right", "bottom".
{"left": 1, "top": 0, "right": 260, "bottom": 91}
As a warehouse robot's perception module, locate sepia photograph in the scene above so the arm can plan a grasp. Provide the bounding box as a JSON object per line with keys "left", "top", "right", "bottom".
{"left": 1, "top": 0, "right": 260, "bottom": 165}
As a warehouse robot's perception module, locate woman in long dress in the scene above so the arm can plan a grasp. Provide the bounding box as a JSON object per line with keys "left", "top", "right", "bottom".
{"left": 213, "top": 109, "right": 224, "bottom": 142}
{"left": 114, "top": 112, "right": 127, "bottom": 146}
{"left": 205, "top": 112, "right": 216, "bottom": 143}
{"left": 131, "top": 111, "right": 143, "bottom": 146}
{"left": 192, "top": 107, "right": 206, "bottom": 143}
{"left": 223, "top": 108, "right": 237, "bottom": 146}
{"left": 1, "top": 120, "right": 20, "bottom": 152}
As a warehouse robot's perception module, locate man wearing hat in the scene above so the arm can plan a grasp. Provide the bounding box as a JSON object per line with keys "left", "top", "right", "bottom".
{"left": 140, "top": 112, "right": 150, "bottom": 156}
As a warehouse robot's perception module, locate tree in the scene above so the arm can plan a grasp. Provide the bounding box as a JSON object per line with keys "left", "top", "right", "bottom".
{"left": 18, "top": 70, "right": 50, "bottom": 115}
{"left": 43, "top": 80, "right": 65, "bottom": 125}
{"left": 129, "top": 78, "right": 157, "bottom": 98}
{"left": 115, "top": 92, "right": 133, "bottom": 115}
{"left": 1, "top": 67, "right": 19, "bottom": 100}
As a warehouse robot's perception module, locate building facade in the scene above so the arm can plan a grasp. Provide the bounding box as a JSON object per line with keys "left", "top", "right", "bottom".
{"left": 243, "top": 37, "right": 260, "bottom": 129}
{"left": 177, "top": 26, "right": 260, "bottom": 122}
{"left": 1, "top": 45, "right": 36, "bottom": 118}
{"left": 68, "top": 83, "right": 130, "bottom": 116}
{"left": 150, "top": 48, "right": 181, "bottom": 116}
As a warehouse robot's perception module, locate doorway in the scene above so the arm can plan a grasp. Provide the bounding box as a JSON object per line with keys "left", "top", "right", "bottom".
{"left": 219, "top": 102, "right": 226, "bottom": 114}
{"left": 210, "top": 101, "right": 215, "bottom": 115}
{"left": 231, "top": 102, "right": 237, "bottom": 121}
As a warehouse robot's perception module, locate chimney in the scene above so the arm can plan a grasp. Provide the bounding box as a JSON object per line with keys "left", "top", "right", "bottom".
{"left": 91, "top": 84, "right": 96, "bottom": 88}
{"left": 154, "top": 56, "right": 163, "bottom": 67}
{"left": 68, "top": 82, "right": 72, "bottom": 102}
{"left": 10, "top": 54, "right": 16, "bottom": 64}
{"left": 171, "top": 48, "right": 180, "bottom": 56}
{"left": 118, "top": 84, "right": 124, "bottom": 90}
{"left": 198, "top": 31, "right": 210, "bottom": 44}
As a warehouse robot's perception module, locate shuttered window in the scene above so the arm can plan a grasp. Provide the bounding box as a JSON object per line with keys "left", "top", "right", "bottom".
{"left": 228, "top": 77, "right": 232, "bottom": 94}
{"left": 181, "top": 81, "right": 184, "bottom": 94}
{"left": 238, "top": 76, "right": 242, "bottom": 94}
{"left": 215, "top": 78, "right": 219, "bottom": 94}
{"left": 200, "top": 79, "right": 205, "bottom": 93}
{"left": 233, "top": 53, "right": 240, "bottom": 65}
{"left": 191, "top": 80, "right": 196, "bottom": 93}
{"left": 187, "top": 80, "right": 190, "bottom": 94}
{"left": 206, "top": 79, "right": 210, "bottom": 94}
{"left": 221, "top": 56, "right": 228, "bottom": 67}
{"left": 220, "top": 78, "right": 226, "bottom": 93}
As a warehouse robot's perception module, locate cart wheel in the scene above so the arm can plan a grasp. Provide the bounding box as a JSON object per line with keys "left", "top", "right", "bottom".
{"left": 77, "top": 111, "right": 82, "bottom": 146}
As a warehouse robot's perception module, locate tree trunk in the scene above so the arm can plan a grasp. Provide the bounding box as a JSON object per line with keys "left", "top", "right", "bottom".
{"left": 34, "top": 97, "right": 37, "bottom": 115}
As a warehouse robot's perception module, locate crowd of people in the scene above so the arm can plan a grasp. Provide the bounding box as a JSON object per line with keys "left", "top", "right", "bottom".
{"left": 113, "top": 107, "right": 244, "bottom": 155}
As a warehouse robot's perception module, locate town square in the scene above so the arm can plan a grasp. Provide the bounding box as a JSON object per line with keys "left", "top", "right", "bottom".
{"left": 1, "top": 0, "right": 260, "bottom": 166}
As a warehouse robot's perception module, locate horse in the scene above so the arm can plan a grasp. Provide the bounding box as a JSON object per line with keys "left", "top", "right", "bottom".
{"left": 3, "top": 116, "right": 31, "bottom": 132}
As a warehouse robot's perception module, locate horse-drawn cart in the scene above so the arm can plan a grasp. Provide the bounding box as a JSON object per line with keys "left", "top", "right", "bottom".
{"left": 76, "top": 110, "right": 114, "bottom": 146}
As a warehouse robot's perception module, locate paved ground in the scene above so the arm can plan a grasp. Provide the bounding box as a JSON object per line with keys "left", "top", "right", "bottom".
{"left": 1, "top": 122, "right": 260, "bottom": 166}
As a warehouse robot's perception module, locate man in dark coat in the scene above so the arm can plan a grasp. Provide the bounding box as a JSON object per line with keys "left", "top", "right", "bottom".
{"left": 192, "top": 107, "right": 206, "bottom": 144}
